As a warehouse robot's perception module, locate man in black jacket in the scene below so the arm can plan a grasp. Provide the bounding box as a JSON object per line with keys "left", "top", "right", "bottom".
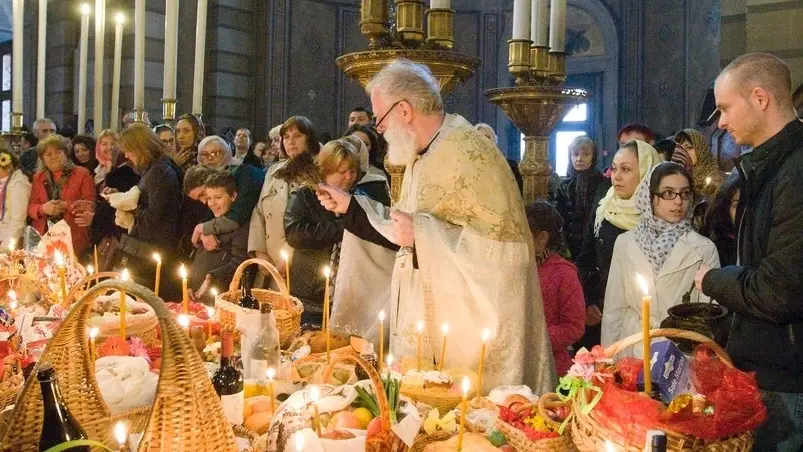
{"left": 695, "top": 53, "right": 803, "bottom": 451}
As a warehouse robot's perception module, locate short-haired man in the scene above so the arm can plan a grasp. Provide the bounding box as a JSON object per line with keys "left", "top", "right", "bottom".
{"left": 317, "top": 60, "right": 556, "bottom": 394}
{"left": 695, "top": 52, "right": 803, "bottom": 450}
{"left": 347, "top": 106, "right": 372, "bottom": 128}
{"left": 20, "top": 118, "right": 58, "bottom": 176}
{"left": 231, "top": 128, "right": 261, "bottom": 168}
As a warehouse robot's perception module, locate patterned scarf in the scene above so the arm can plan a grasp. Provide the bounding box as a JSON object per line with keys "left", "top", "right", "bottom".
{"left": 633, "top": 166, "right": 693, "bottom": 275}
{"left": 43, "top": 159, "right": 75, "bottom": 222}
{"left": 678, "top": 129, "right": 719, "bottom": 194}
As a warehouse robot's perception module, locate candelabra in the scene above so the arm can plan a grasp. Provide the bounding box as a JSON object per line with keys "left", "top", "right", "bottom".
{"left": 2, "top": 113, "right": 25, "bottom": 154}
{"left": 338, "top": 0, "right": 481, "bottom": 203}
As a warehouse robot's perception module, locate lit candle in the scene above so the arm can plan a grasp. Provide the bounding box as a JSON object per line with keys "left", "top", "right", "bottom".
{"left": 94, "top": 0, "right": 106, "bottom": 132}
{"left": 416, "top": 320, "right": 425, "bottom": 371}
{"left": 309, "top": 386, "right": 322, "bottom": 436}
{"left": 705, "top": 176, "right": 712, "bottom": 186}
{"left": 7, "top": 238, "right": 15, "bottom": 252}
{"left": 36, "top": 0, "right": 46, "bottom": 118}
{"left": 54, "top": 251, "right": 68, "bottom": 306}
{"left": 133, "top": 0, "right": 145, "bottom": 113}
{"left": 192, "top": 0, "right": 208, "bottom": 114}
{"left": 163, "top": 0, "right": 179, "bottom": 101}
{"left": 294, "top": 431, "right": 304, "bottom": 452}
{"left": 637, "top": 274, "right": 652, "bottom": 394}
{"left": 323, "top": 266, "right": 331, "bottom": 361}
{"left": 86, "top": 264, "right": 95, "bottom": 289}
{"left": 119, "top": 269, "right": 130, "bottom": 340}
{"left": 206, "top": 306, "right": 215, "bottom": 339}
{"left": 378, "top": 310, "right": 385, "bottom": 371}
{"left": 512, "top": 0, "right": 529, "bottom": 40}
{"left": 88, "top": 326, "right": 99, "bottom": 372}
{"left": 531, "top": 0, "right": 549, "bottom": 47}
{"left": 93, "top": 244, "right": 99, "bottom": 272}
{"left": 8, "top": 290, "right": 17, "bottom": 316}
{"left": 114, "top": 421, "right": 128, "bottom": 451}
{"left": 11, "top": 0, "right": 23, "bottom": 114}
{"left": 438, "top": 323, "right": 449, "bottom": 371}
{"left": 456, "top": 376, "right": 470, "bottom": 450}
{"left": 266, "top": 367, "right": 277, "bottom": 414}
{"left": 110, "top": 12, "right": 124, "bottom": 131}
{"left": 477, "top": 328, "right": 490, "bottom": 396}
{"left": 152, "top": 253, "right": 162, "bottom": 297}
{"left": 386, "top": 353, "right": 394, "bottom": 373}
{"left": 179, "top": 264, "right": 189, "bottom": 314}
{"left": 281, "top": 248, "right": 291, "bottom": 294}
{"left": 177, "top": 313, "right": 190, "bottom": 333}
{"left": 78, "top": 4, "right": 91, "bottom": 134}
{"left": 549, "top": 0, "right": 568, "bottom": 52}
{"left": 604, "top": 439, "right": 616, "bottom": 452}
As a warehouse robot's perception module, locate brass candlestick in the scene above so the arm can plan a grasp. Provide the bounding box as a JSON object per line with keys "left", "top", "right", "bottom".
{"left": 161, "top": 99, "right": 177, "bottom": 123}
{"left": 547, "top": 52, "right": 567, "bottom": 85}
{"left": 2, "top": 112, "right": 25, "bottom": 154}
{"left": 134, "top": 109, "right": 146, "bottom": 123}
{"left": 530, "top": 46, "right": 550, "bottom": 84}
{"left": 361, "top": 0, "right": 390, "bottom": 49}
{"left": 426, "top": 8, "right": 454, "bottom": 50}
{"left": 395, "top": 0, "right": 426, "bottom": 46}
{"left": 508, "top": 39, "right": 533, "bottom": 85}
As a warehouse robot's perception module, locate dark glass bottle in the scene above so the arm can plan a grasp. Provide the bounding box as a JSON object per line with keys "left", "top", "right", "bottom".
{"left": 238, "top": 267, "right": 259, "bottom": 310}
{"left": 212, "top": 331, "right": 244, "bottom": 425}
{"left": 355, "top": 343, "right": 379, "bottom": 381}
{"left": 652, "top": 433, "right": 668, "bottom": 452}
{"left": 38, "top": 364, "right": 89, "bottom": 452}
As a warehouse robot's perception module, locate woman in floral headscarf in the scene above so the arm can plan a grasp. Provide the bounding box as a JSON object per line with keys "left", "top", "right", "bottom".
{"left": 600, "top": 162, "right": 720, "bottom": 357}
{"left": 671, "top": 129, "right": 722, "bottom": 196}
{"left": 0, "top": 139, "right": 31, "bottom": 249}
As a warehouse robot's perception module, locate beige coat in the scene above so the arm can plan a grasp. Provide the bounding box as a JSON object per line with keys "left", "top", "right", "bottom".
{"left": 0, "top": 170, "right": 31, "bottom": 249}
{"left": 248, "top": 160, "right": 293, "bottom": 267}
{"left": 601, "top": 229, "right": 720, "bottom": 357}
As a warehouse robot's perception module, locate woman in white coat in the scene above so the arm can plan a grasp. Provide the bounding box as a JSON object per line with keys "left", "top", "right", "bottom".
{"left": 0, "top": 144, "right": 32, "bottom": 249}
{"left": 601, "top": 162, "right": 720, "bottom": 356}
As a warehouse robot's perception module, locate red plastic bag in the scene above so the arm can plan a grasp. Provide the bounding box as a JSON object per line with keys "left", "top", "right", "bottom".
{"left": 594, "top": 380, "right": 663, "bottom": 446}
{"left": 614, "top": 357, "right": 642, "bottom": 391}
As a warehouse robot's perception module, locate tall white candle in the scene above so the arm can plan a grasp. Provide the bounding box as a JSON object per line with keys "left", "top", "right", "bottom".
{"left": 430, "top": 0, "right": 450, "bottom": 8}
{"left": 94, "top": 0, "right": 106, "bottom": 133}
{"left": 548, "top": 0, "right": 567, "bottom": 52}
{"left": 110, "top": 13, "right": 124, "bottom": 132}
{"left": 78, "top": 4, "right": 91, "bottom": 135}
{"left": 134, "top": 0, "right": 145, "bottom": 112}
{"left": 531, "top": 0, "right": 548, "bottom": 47}
{"left": 36, "top": 0, "right": 47, "bottom": 118}
{"left": 11, "top": 0, "right": 24, "bottom": 114}
{"left": 163, "top": 0, "right": 179, "bottom": 100}
{"left": 192, "top": 0, "right": 208, "bottom": 114}
{"left": 512, "top": 0, "right": 530, "bottom": 40}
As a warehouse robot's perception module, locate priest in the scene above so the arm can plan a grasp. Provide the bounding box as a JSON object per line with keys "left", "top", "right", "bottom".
{"left": 317, "top": 60, "right": 556, "bottom": 394}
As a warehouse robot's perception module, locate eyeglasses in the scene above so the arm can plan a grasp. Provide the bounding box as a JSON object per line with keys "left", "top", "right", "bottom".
{"left": 656, "top": 190, "right": 694, "bottom": 201}
{"left": 375, "top": 100, "right": 405, "bottom": 130}
{"left": 199, "top": 149, "right": 224, "bottom": 163}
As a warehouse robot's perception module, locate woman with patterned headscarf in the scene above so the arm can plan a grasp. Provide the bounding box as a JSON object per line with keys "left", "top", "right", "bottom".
{"left": 574, "top": 140, "right": 661, "bottom": 349}
{"left": 0, "top": 139, "right": 31, "bottom": 249}
{"left": 601, "top": 162, "right": 720, "bottom": 357}
{"left": 671, "top": 128, "right": 722, "bottom": 196}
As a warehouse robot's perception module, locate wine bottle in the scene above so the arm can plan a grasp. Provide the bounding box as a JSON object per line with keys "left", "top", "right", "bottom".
{"left": 248, "top": 303, "right": 281, "bottom": 379}
{"left": 38, "top": 364, "right": 89, "bottom": 452}
{"left": 212, "top": 331, "right": 244, "bottom": 425}
{"left": 645, "top": 430, "right": 667, "bottom": 452}
{"left": 238, "top": 266, "right": 259, "bottom": 310}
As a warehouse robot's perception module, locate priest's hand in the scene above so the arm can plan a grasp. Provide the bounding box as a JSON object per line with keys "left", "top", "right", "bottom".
{"left": 317, "top": 184, "right": 351, "bottom": 214}
{"left": 694, "top": 265, "right": 710, "bottom": 293}
{"left": 390, "top": 210, "right": 415, "bottom": 247}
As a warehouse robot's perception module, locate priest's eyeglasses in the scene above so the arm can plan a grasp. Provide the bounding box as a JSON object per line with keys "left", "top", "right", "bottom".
{"left": 375, "top": 100, "right": 405, "bottom": 130}
{"left": 656, "top": 190, "right": 694, "bottom": 201}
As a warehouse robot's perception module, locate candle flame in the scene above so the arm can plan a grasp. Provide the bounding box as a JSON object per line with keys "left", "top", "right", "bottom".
{"left": 86, "top": 264, "right": 94, "bottom": 275}
{"left": 280, "top": 249, "right": 289, "bottom": 261}
{"left": 309, "top": 385, "right": 320, "bottom": 402}
{"left": 441, "top": 323, "right": 450, "bottom": 336}
{"left": 54, "top": 251, "right": 64, "bottom": 267}
{"left": 482, "top": 328, "right": 491, "bottom": 343}
{"left": 152, "top": 252, "right": 161, "bottom": 263}
{"left": 8, "top": 290, "right": 16, "bottom": 302}
{"left": 266, "top": 367, "right": 276, "bottom": 380}
{"left": 7, "top": 238, "right": 15, "bottom": 251}
{"left": 114, "top": 421, "right": 128, "bottom": 445}
{"left": 604, "top": 439, "right": 616, "bottom": 452}
{"left": 461, "top": 376, "right": 471, "bottom": 395}
{"left": 705, "top": 176, "right": 712, "bottom": 185}
{"left": 179, "top": 264, "right": 188, "bottom": 279}
{"left": 294, "top": 431, "right": 304, "bottom": 451}
{"left": 177, "top": 314, "right": 190, "bottom": 328}
{"left": 80, "top": 3, "right": 91, "bottom": 16}
{"left": 386, "top": 353, "right": 394, "bottom": 368}
{"left": 378, "top": 310, "right": 385, "bottom": 322}
{"left": 9, "top": 301, "right": 17, "bottom": 310}
{"left": 322, "top": 266, "right": 331, "bottom": 278}
{"left": 121, "top": 268, "right": 130, "bottom": 281}
{"left": 115, "top": 12, "right": 125, "bottom": 24}
{"left": 636, "top": 274, "right": 649, "bottom": 297}
{"left": 416, "top": 320, "right": 425, "bottom": 333}
{"left": 206, "top": 306, "right": 215, "bottom": 318}
{"left": 88, "top": 326, "right": 99, "bottom": 339}
{"left": 211, "top": 287, "right": 218, "bottom": 297}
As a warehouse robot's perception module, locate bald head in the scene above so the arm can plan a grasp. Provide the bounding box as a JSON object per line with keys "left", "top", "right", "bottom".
{"left": 718, "top": 53, "right": 793, "bottom": 109}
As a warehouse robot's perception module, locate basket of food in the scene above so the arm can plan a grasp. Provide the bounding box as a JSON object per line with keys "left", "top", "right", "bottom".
{"left": 397, "top": 357, "right": 478, "bottom": 413}
{"left": 215, "top": 258, "right": 303, "bottom": 347}
{"left": 567, "top": 328, "right": 760, "bottom": 452}
{"left": 493, "top": 392, "right": 576, "bottom": 452}
{"left": 0, "top": 278, "right": 261, "bottom": 452}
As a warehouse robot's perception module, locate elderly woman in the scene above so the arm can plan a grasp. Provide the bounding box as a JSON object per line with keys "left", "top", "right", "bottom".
{"left": 70, "top": 134, "right": 99, "bottom": 173}
{"left": 27, "top": 134, "right": 96, "bottom": 255}
{"left": 115, "top": 123, "right": 183, "bottom": 299}
{"left": 0, "top": 140, "right": 31, "bottom": 249}
{"left": 249, "top": 116, "right": 320, "bottom": 286}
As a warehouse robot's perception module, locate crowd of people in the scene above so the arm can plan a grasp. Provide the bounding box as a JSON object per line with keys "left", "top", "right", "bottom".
{"left": 0, "top": 51, "right": 800, "bottom": 448}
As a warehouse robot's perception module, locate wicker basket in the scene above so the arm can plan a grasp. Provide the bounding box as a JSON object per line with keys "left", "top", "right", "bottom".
{"left": 215, "top": 258, "right": 303, "bottom": 348}
{"left": 569, "top": 328, "right": 753, "bottom": 452}
{"left": 0, "top": 278, "right": 260, "bottom": 452}
{"left": 494, "top": 393, "right": 576, "bottom": 452}
{"left": 323, "top": 353, "right": 409, "bottom": 452}
{"left": 400, "top": 367, "right": 479, "bottom": 413}
{"left": 0, "top": 357, "right": 23, "bottom": 410}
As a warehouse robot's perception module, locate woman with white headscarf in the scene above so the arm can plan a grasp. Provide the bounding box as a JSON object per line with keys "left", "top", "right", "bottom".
{"left": 601, "top": 162, "right": 720, "bottom": 357}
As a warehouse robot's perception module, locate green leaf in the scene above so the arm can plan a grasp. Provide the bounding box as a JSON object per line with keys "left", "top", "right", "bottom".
{"left": 43, "top": 439, "right": 116, "bottom": 452}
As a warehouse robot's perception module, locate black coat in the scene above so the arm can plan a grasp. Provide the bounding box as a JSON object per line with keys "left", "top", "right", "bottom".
{"left": 702, "top": 119, "right": 803, "bottom": 392}
{"left": 555, "top": 173, "right": 609, "bottom": 260}
{"left": 130, "top": 156, "right": 182, "bottom": 252}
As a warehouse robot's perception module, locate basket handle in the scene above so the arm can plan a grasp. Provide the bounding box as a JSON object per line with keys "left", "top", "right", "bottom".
{"left": 537, "top": 392, "right": 570, "bottom": 431}
{"left": 63, "top": 271, "right": 122, "bottom": 307}
{"left": 322, "top": 354, "right": 392, "bottom": 439}
{"left": 0, "top": 274, "right": 55, "bottom": 304}
{"left": 604, "top": 328, "right": 734, "bottom": 367}
{"left": 228, "top": 258, "right": 289, "bottom": 298}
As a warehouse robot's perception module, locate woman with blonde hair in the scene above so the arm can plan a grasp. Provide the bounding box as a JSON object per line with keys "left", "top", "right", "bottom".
{"left": 0, "top": 139, "right": 31, "bottom": 249}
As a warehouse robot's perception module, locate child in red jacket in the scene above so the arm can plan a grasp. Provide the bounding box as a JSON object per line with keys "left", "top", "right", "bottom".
{"left": 526, "top": 201, "right": 586, "bottom": 376}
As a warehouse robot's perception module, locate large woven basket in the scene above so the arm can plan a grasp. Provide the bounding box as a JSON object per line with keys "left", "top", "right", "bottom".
{"left": 494, "top": 392, "right": 576, "bottom": 452}
{"left": 0, "top": 279, "right": 259, "bottom": 452}
{"left": 398, "top": 361, "right": 479, "bottom": 413}
{"left": 0, "top": 357, "right": 23, "bottom": 411}
{"left": 215, "top": 258, "right": 303, "bottom": 347}
{"left": 570, "top": 328, "right": 753, "bottom": 452}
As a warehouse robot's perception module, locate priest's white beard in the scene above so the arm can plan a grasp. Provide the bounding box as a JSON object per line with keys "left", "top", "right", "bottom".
{"left": 384, "top": 120, "right": 419, "bottom": 166}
